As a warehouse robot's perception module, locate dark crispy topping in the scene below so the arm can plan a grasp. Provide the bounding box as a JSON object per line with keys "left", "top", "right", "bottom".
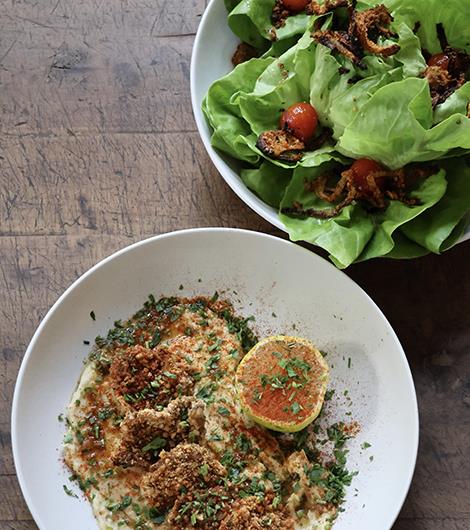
{"left": 312, "top": 2, "right": 400, "bottom": 65}
{"left": 313, "top": 29, "right": 362, "bottom": 64}
{"left": 282, "top": 161, "right": 437, "bottom": 219}
{"left": 272, "top": 0, "right": 292, "bottom": 29}
{"left": 422, "top": 29, "right": 470, "bottom": 108}
{"left": 351, "top": 4, "right": 400, "bottom": 57}
{"left": 256, "top": 130, "right": 305, "bottom": 162}
{"left": 112, "top": 397, "right": 206, "bottom": 467}
{"left": 109, "top": 341, "right": 199, "bottom": 409}
{"left": 141, "top": 444, "right": 226, "bottom": 509}
{"left": 231, "top": 43, "right": 259, "bottom": 67}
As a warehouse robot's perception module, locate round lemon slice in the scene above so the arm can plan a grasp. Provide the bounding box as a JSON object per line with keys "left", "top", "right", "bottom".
{"left": 236, "top": 335, "right": 329, "bottom": 433}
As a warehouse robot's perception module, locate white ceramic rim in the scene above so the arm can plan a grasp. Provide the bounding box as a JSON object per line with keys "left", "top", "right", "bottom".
{"left": 190, "top": 1, "right": 285, "bottom": 233}
{"left": 190, "top": 0, "right": 470, "bottom": 245}
{"left": 11, "top": 227, "right": 419, "bottom": 530}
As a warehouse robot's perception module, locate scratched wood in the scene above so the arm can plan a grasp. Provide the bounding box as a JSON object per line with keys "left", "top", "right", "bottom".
{"left": 0, "top": 0, "right": 469, "bottom": 528}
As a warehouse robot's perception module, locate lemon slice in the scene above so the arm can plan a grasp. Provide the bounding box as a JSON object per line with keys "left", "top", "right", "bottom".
{"left": 236, "top": 335, "right": 329, "bottom": 433}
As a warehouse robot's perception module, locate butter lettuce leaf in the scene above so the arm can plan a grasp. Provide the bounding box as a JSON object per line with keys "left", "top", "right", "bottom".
{"left": 401, "top": 159, "right": 470, "bottom": 253}
{"left": 227, "top": 0, "right": 311, "bottom": 50}
{"left": 280, "top": 159, "right": 450, "bottom": 268}
{"left": 202, "top": 0, "right": 470, "bottom": 266}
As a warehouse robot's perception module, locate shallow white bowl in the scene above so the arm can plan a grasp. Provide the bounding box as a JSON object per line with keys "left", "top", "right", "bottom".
{"left": 12, "top": 228, "right": 418, "bottom": 530}
{"left": 190, "top": 0, "right": 470, "bottom": 245}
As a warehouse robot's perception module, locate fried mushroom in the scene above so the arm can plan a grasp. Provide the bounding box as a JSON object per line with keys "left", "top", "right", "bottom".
{"left": 232, "top": 43, "right": 259, "bottom": 67}
{"left": 112, "top": 397, "right": 205, "bottom": 467}
{"left": 312, "top": 3, "right": 400, "bottom": 65}
{"left": 141, "top": 444, "right": 226, "bottom": 509}
{"left": 256, "top": 130, "right": 305, "bottom": 162}
{"left": 109, "top": 341, "right": 199, "bottom": 410}
{"left": 352, "top": 4, "right": 400, "bottom": 57}
{"left": 281, "top": 161, "right": 436, "bottom": 219}
{"left": 313, "top": 29, "right": 362, "bottom": 64}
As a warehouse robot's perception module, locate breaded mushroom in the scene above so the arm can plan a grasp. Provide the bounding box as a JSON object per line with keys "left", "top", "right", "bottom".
{"left": 141, "top": 443, "right": 226, "bottom": 509}
{"left": 112, "top": 397, "right": 205, "bottom": 467}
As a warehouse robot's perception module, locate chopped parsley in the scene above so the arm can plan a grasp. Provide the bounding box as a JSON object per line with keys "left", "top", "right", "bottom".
{"left": 63, "top": 484, "right": 78, "bottom": 498}
{"left": 219, "top": 309, "right": 257, "bottom": 352}
{"left": 149, "top": 328, "right": 161, "bottom": 348}
{"left": 106, "top": 495, "right": 132, "bottom": 513}
{"left": 325, "top": 389, "right": 335, "bottom": 401}
{"left": 142, "top": 437, "right": 167, "bottom": 454}
{"left": 89, "top": 310, "right": 96, "bottom": 321}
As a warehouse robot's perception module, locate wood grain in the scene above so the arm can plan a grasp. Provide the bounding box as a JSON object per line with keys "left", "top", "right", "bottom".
{"left": 1, "top": 0, "right": 469, "bottom": 528}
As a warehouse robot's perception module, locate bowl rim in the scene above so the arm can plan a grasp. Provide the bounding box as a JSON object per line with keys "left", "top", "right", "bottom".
{"left": 190, "top": 0, "right": 285, "bottom": 232}
{"left": 190, "top": 0, "right": 470, "bottom": 246}
{"left": 11, "top": 227, "right": 419, "bottom": 530}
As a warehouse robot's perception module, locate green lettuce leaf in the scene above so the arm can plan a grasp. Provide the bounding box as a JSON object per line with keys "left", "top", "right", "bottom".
{"left": 337, "top": 78, "right": 470, "bottom": 169}
{"left": 279, "top": 157, "right": 375, "bottom": 268}
{"left": 241, "top": 161, "right": 292, "bottom": 208}
{"left": 401, "top": 158, "right": 470, "bottom": 253}
{"left": 380, "top": 232, "right": 430, "bottom": 260}
{"left": 375, "top": 0, "right": 470, "bottom": 54}
{"left": 227, "top": 0, "right": 310, "bottom": 49}
{"left": 280, "top": 158, "right": 448, "bottom": 268}
{"left": 356, "top": 170, "right": 447, "bottom": 261}
{"left": 203, "top": 0, "right": 470, "bottom": 267}
{"left": 203, "top": 57, "right": 274, "bottom": 164}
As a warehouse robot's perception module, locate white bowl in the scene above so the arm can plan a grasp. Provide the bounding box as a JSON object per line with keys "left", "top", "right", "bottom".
{"left": 190, "top": 0, "right": 470, "bottom": 245}
{"left": 12, "top": 228, "right": 418, "bottom": 530}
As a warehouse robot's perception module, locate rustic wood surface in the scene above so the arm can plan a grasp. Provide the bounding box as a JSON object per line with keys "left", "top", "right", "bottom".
{"left": 1, "top": 1, "right": 469, "bottom": 528}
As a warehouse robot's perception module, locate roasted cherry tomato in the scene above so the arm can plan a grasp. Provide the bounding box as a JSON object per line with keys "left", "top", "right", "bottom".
{"left": 427, "top": 52, "right": 450, "bottom": 70}
{"left": 282, "top": 0, "right": 309, "bottom": 12}
{"left": 280, "top": 102, "right": 318, "bottom": 143}
{"left": 351, "top": 158, "right": 386, "bottom": 192}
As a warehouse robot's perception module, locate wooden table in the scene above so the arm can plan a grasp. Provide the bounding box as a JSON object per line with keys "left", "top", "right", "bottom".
{"left": 1, "top": 1, "right": 469, "bottom": 528}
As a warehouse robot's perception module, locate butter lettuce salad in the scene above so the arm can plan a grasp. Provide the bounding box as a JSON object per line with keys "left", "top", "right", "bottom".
{"left": 203, "top": 0, "right": 470, "bottom": 267}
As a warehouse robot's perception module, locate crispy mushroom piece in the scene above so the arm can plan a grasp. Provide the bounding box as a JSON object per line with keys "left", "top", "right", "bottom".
{"left": 256, "top": 130, "right": 305, "bottom": 162}
{"left": 351, "top": 4, "right": 400, "bottom": 57}
{"left": 422, "top": 45, "right": 470, "bottom": 108}
{"left": 281, "top": 163, "right": 436, "bottom": 219}
{"left": 141, "top": 444, "right": 226, "bottom": 509}
{"left": 112, "top": 396, "right": 205, "bottom": 468}
{"left": 313, "top": 29, "right": 362, "bottom": 64}
{"left": 312, "top": 3, "right": 399, "bottom": 65}
{"left": 232, "top": 43, "right": 259, "bottom": 67}
{"left": 271, "top": 0, "right": 291, "bottom": 29}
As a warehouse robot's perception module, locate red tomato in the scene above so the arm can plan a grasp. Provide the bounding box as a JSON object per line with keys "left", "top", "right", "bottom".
{"left": 350, "top": 158, "right": 386, "bottom": 192}
{"left": 280, "top": 102, "right": 318, "bottom": 143}
{"left": 427, "top": 52, "right": 450, "bottom": 70}
{"left": 282, "top": 0, "right": 309, "bottom": 12}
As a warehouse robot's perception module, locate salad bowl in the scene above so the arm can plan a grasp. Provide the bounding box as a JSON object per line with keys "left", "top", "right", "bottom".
{"left": 191, "top": 0, "right": 470, "bottom": 267}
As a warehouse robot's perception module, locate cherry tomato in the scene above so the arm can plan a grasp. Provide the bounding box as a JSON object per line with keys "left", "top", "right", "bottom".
{"left": 427, "top": 52, "right": 450, "bottom": 70}
{"left": 280, "top": 102, "right": 318, "bottom": 143}
{"left": 351, "top": 158, "right": 386, "bottom": 193}
{"left": 282, "top": 0, "right": 309, "bottom": 12}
